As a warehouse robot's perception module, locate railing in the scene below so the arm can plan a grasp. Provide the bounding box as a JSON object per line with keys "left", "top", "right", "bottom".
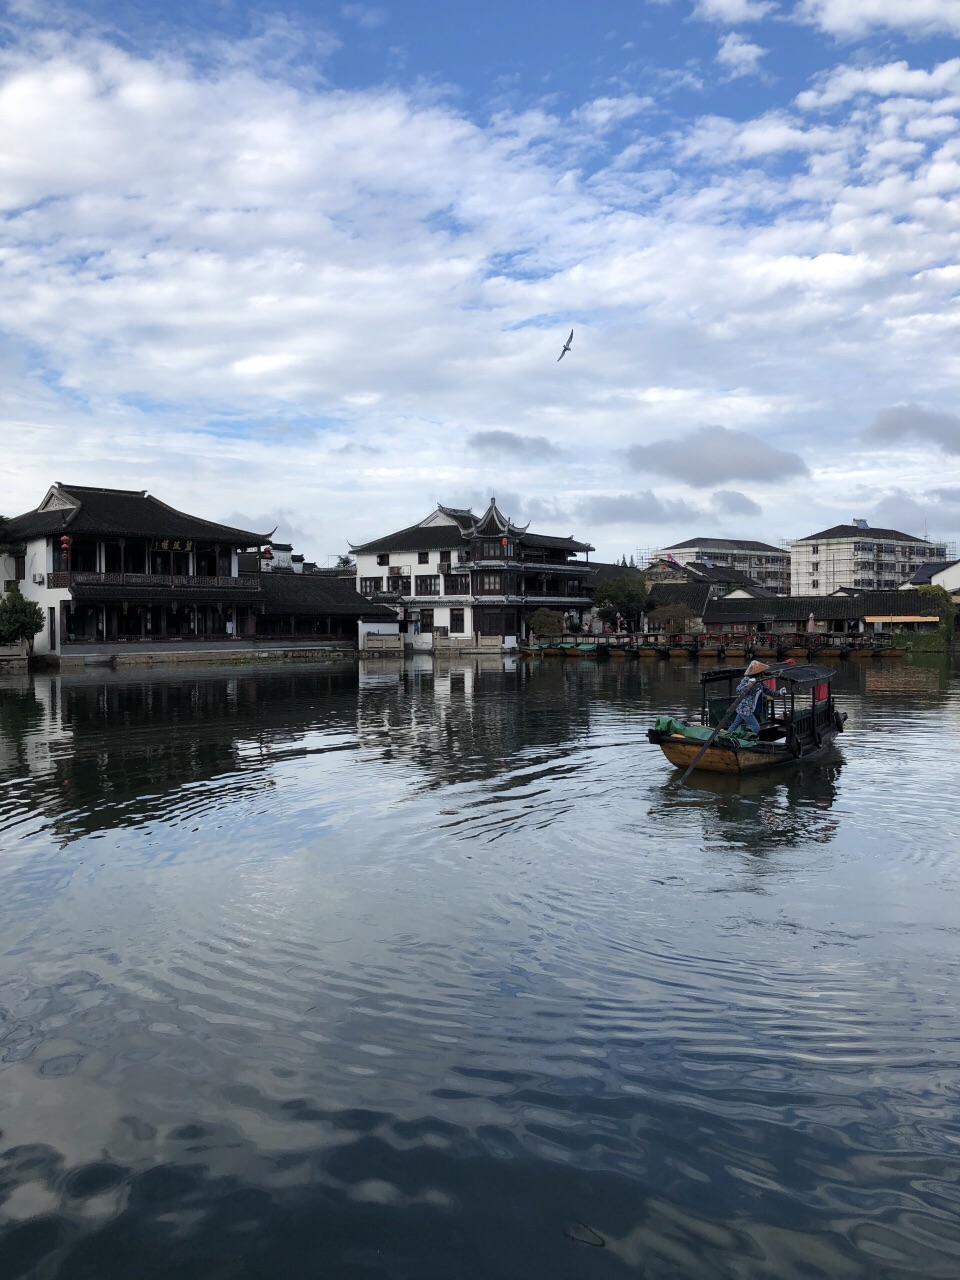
{"left": 46, "top": 572, "right": 254, "bottom": 590}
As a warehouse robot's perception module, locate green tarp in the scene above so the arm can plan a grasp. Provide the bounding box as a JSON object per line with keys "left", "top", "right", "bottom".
{"left": 652, "top": 716, "right": 759, "bottom": 747}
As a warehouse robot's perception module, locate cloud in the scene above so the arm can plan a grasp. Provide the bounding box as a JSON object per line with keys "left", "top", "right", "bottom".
{"left": 716, "top": 33, "right": 767, "bottom": 79}
{"left": 865, "top": 405, "right": 960, "bottom": 453}
{"left": 624, "top": 428, "right": 808, "bottom": 487}
{"left": 796, "top": 58, "right": 960, "bottom": 110}
{"left": 797, "top": 0, "right": 960, "bottom": 38}
{"left": 711, "top": 488, "right": 762, "bottom": 515}
{"left": 577, "top": 492, "right": 704, "bottom": 526}
{"left": 467, "top": 430, "right": 561, "bottom": 457}
{"left": 341, "top": 4, "right": 389, "bottom": 29}
{"left": 694, "top": 0, "right": 775, "bottom": 21}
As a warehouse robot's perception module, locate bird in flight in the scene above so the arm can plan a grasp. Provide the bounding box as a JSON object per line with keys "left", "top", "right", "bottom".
{"left": 557, "top": 329, "right": 573, "bottom": 362}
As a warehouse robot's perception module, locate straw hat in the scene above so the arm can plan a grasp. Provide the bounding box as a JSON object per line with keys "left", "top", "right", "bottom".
{"left": 745, "top": 660, "right": 769, "bottom": 675}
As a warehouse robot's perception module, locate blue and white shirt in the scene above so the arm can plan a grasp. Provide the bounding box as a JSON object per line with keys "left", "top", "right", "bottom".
{"left": 734, "top": 676, "right": 769, "bottom": 717}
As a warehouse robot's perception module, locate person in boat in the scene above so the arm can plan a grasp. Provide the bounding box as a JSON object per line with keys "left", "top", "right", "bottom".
{"left": 729, "top": 660, "right": 785, "bottom": 735}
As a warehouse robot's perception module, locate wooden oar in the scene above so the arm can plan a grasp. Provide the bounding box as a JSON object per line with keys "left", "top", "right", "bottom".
{"left": 675, "top": 691, "right": 747, "bottom": 789}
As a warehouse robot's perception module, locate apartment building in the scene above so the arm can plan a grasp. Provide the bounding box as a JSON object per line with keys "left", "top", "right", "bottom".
{"left": 790, "top": 521, "right": 950, "bottom": 595}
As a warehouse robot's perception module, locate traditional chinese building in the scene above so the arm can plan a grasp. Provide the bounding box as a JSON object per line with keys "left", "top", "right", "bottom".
{"left": 1, "top": 483, "right": 271, "bottom": 656}
{"left": 351, "top": 498, "right": 595, "bottom": 645}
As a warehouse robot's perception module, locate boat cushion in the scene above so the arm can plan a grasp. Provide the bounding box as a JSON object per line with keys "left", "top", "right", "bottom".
{"left": 652, "top": 716, "right": 759, "bottom": 746}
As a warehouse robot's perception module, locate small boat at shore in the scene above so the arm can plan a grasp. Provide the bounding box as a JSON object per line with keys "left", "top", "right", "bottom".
{"left": 648, "top": 662, "right": 847, "bottom": 774}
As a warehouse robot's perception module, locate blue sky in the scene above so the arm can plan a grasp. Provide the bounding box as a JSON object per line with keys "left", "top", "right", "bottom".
{"left": 2, "top": 0, "right": 960, "bottom": 560}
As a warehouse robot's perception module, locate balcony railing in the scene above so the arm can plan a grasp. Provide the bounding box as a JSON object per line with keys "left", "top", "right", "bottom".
{"left": 46, "top": 571, "right": 252, "bottom": 590}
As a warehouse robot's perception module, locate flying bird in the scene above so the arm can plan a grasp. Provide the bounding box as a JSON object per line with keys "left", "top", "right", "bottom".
{"left": 557, "top": 329, "right": 573, "bottom": 362}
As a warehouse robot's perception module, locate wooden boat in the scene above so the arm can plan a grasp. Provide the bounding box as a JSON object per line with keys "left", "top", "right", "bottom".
{"left": 648, "top": 662, "right": 846, "bottom": 775}
{"left": 753, "top": 646, "right": 777, "bottom": 658}
{"left": 668, "top": 647, "right": 692, "bottom": 660}
{"left": 724, "top": 646, "right": 746, "bottom": 660}
{"left": 786, "top": 646, "right": 808, "bottom": 659}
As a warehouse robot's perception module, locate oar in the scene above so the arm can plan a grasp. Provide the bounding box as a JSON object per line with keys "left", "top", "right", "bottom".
{"left": 675, "top": 692, "right": 746, "bottom": 790}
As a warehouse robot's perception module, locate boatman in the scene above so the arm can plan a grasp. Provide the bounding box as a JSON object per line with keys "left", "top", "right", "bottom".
{"left": 729, "top": 661, "right": 785, "bottom": 735}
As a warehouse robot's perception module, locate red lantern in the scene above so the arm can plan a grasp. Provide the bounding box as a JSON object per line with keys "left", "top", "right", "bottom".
{"left": 501, "top": 537, "right": 507, "bottom": 547}
{"left": 263, "top": 546, "right": 273, "bottom": 562}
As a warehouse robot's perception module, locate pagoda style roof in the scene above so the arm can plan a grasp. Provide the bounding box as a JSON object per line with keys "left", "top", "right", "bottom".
{"left": 350, "top": 498, "right": 593, "bottom": 556}
{"left": 906, "top": 560, "right": 959, "bottom": 585}
{"left": 7, "top": 483, "right": 268, "bottom": 546}
{"left": 793, "top": 524, "right": 933, "bottom": 544}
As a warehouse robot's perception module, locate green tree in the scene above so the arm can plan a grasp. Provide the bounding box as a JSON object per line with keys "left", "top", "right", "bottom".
{"left": 594, "top": 574, "right": 648, "bottom": 630}
{"left": 0, "top": 515, "right": 10, "bottom": 557}
{"left": 916, "top": 584, "right": 955, "bottom": 640}
{"left": 335, "top": 554, "right": 354, "bottom": 569}
{"left": 647, "top": 601, "right": 696, "bottom": 634}
{"left": 0, "top": 590, "right": 45, "bottom": 650}
{"left": 527, "top": 606, "right": 565, "bottom": 637}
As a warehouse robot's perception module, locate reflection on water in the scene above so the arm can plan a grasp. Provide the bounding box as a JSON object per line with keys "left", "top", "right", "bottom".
{"left": 1, "top": 658, "right": 960, "bottom": 1279}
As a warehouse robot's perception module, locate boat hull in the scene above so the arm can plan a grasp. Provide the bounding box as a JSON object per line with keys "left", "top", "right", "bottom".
{"left": 650, "top": 728, "right": 838, "bottom": 774}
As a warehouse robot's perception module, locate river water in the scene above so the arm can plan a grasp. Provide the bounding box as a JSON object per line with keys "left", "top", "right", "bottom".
{"left": 0, "top": 655, "right": 958, "bottom": 1280}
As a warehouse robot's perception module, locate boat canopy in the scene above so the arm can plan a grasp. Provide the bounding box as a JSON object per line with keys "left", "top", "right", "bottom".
{"left": 700, "top": 663, "right": 835, "bottom": 688}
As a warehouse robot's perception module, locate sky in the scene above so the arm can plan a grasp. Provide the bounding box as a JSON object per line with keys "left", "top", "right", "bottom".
{"left": 2, "top": 0, "right": 960, "bottom": 563}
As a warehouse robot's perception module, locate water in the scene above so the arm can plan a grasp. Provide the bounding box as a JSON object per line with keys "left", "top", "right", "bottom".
{"left": 1, "top": 655, "right": 959, "bottom": 1280}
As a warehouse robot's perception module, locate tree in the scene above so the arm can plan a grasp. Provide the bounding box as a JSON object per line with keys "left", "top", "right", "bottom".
{"left": 0, "top": 515, "right": 9, "bottom": 556}
{"left": 528, "top": 606, "right": 564, "bottom": 637}
{"left": 0, "top": 590, "right": 45, "bottom": 651}
{"left": 593, "top": 574, "right": 648, "bottom": 630}
{"left": 335, "top": 554, "right": 354, "bottom": 570}
{"left": 647, "top": 602, "right": 696, "bottom": 634}
{"left": 916, "top": 584, "right": 956, "bottom": 639}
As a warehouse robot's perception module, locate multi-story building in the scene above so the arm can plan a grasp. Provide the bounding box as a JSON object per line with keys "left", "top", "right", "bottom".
{"left": 646, "top": 538, "right": 790, "bottom": 594}
{"left": 1, "top": 482, "right": 392, "bottom": 659}
{"left": 351, "top": 498, "right": 595, "bottom": 645}
{"left": 790, "top": 521, "right": 951, "bottom": 595}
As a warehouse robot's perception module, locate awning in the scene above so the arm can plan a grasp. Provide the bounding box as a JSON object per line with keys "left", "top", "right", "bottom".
{"left": 864, "top": 615, "right": 938, "bottom": 623}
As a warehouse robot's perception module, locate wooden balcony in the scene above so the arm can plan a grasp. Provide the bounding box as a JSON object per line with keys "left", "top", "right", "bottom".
{"left": 46, "top": 571, "right": 252, "bottom": 590}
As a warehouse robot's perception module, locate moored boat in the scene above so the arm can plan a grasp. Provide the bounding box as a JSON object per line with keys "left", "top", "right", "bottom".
{"left": 648, "top": 662, "right": 846, "bottom": 775}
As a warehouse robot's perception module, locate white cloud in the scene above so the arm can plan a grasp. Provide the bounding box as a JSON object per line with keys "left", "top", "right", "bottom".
{"left": 694, "top": 0, "right": 776, "bottom": 21}
{"left": 716, "top": 32, "right": 768, "bottom": 78}
{"left": 2, "top": 26, "right": 960, "bottom": 555}
{"left": 797, "top": 0, "right": 960, "bottom": 37}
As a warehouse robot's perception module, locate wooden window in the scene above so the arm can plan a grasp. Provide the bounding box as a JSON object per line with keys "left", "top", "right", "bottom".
{"left": 415, "top": 575, "right": 440, "bottom": 595}
{"left": 481, "top": 572, "right": 501, "bottom": 592}
{"left": 387, "top": 575, "right": 411, "bottom": 594}
{"left": 445, "top": 574, "right": 469, "bottom": 594}
{"left": 419, "top": 608, "right": 434, "bottom": 632}
{"left": 482, "top": 540, "right": 501, "bottom": 558}
{"left": 376, "top": 553, "right": 390, "bottom": 566}
{"left": 14, "top": 555, "right": 26, "bottom": 582}
{"left": 360, "top": 577, "right": 383, "bottom": 594}
{"left": 418, "top": 551, "right": 429, "bottom": 564}
{"left": 449, "top": 608, "right": 465, "bottom": 633}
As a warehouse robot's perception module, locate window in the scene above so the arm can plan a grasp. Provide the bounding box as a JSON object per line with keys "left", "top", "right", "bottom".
{"left": 445, "top": 574, "right": 470, "bottom": 594}
{"left": 811, "top": 562, "right": 819, "bottom": 572}
{"left": 387, "top": 575, "right": 411, "bottom": 594}
{"left": 481, "top": 572, "right": 501, "bottom": 592}
{"left": 449, "top": 608, "right": 465, "bottom": 633}
{"left": 419, "top": 608, "right": 434, "bottom": 632}
{"left": 418, "top": 551, "right": 429, "bottom": 564}
{"left": 811, "top": 579, "right": 819, "bottom": 589}
{"left": 14, "top": 555, "right": 25, "bottom": 582}
{"left": 359, "top": 577, "right": 383, "bottom": 594}
{"left": 415, "top": 575, "right": 440, "bottom": 595}
{"left": 376, "top": 553, "right": 390, "bottom": 567}
{"left": 809, "top": 545, "right": 819, "bottom": 554}
{"left": 482, "top": 540, "right": 501, "bottom": 558}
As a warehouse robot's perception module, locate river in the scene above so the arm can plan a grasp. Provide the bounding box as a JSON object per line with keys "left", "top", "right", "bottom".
{"left": 1, "top": 655, "right": 958, "bottom": 1279}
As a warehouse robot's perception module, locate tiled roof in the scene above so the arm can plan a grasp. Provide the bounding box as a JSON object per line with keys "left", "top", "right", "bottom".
{"left": 523, "top": 532, "right": 594, "bottom": 552}
{"left": 350, "top": 523, "right": 466, "bottom": 554}
{"left": 703, "top": 590, "right": 938, "bottom": 625}
{"left": 794, "top": 524, "right": 934, "bottom": 544}
{"left": 907, "top": 560, "right": 959, "bottom": 585}
{"left": 663, "top": 537, "right": 785, "bottom": 554}
{"left": 256, "top": 572, "right": 397, "bottom": 619}
{"left": 8, "top": 484, "right": 268, "bottom": 545}
{"left": 646, "top": 583, "right": 713, "bottom": 615}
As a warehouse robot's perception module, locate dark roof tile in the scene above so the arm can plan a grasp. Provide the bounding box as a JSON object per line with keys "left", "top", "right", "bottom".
{"left": 8, "top": 484, "right": 268, "bottom": 545}
{"left": 794, "top": 524, "right": 935, "bottom": 544}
